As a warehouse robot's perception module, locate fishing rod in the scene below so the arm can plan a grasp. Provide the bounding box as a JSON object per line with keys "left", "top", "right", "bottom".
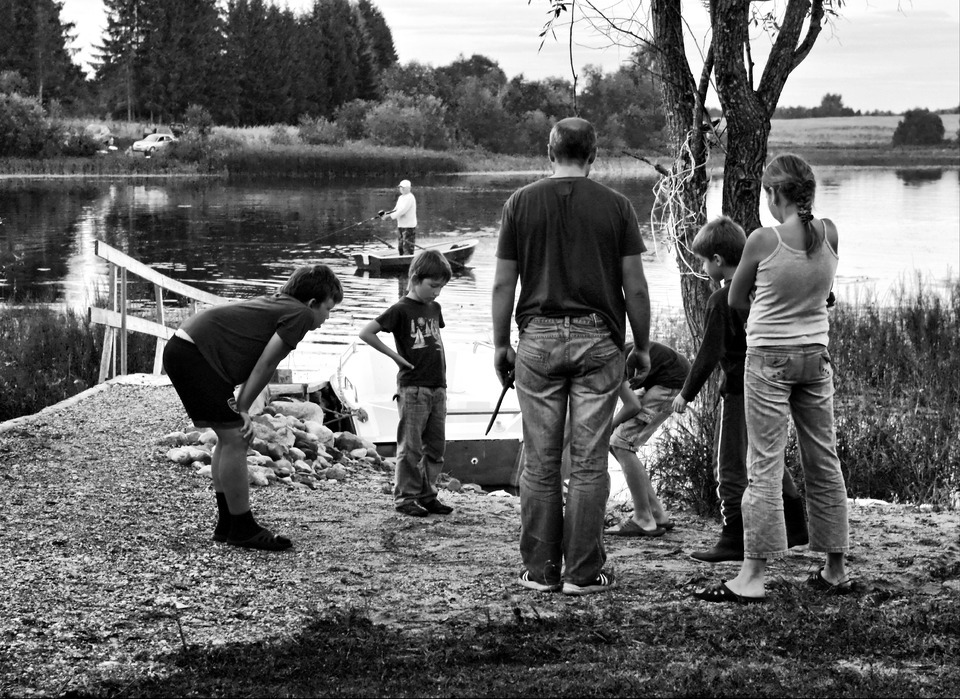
{"left": 296, "top": 214, "right": 382, "bottom": 248}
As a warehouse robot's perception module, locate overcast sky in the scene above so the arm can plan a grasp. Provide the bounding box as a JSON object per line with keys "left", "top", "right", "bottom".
{"left": 60, "top": 0, "right": 960, "bottom": 113}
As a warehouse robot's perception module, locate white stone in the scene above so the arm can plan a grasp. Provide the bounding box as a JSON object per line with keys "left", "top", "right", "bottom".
{"left": 271, "top": 400, "right": 325, "bottom": 424}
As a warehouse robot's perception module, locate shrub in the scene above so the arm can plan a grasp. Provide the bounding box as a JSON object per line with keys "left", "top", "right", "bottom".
{"left": 829, "top": 279, "right": 960, "bottom": 505}
{"left": 298, "top": 115, "right": 345, "bottom": 145}
{"left": 892, "top": 109, "right": 945, "bottom": 146}
{"left": 0, "top": 92, "right": 58, "bottom": 157}
{"left": 269, "top": 124, "right": 299, "bottom": 146}
{"left": 58, "top": 128, "right": 101, "bottom": 157}
{"left": 0, "top": 303, "right": 161, "bottom": 421}
{"left": 184, "top": 104, "right": 214, "bottom": 137}
{"left": 334, "top": 99, "right": 375, "bottom": 140}
{"left": 365, "top": 93, "right": 449, "bottom": 149}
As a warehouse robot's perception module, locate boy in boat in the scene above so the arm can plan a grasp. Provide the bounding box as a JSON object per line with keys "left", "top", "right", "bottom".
{"left": 604, "top": 341, "right": 690, "bottom": 537}
{"left": 162, "top": 264, "right": 343, "bottom": 551}
{"left": 359, "top": 249, "right": 454, "bottom": 517}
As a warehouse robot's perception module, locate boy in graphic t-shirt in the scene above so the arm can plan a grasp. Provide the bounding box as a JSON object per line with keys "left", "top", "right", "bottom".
{"left": 359, "top": 249, "right": 454, "bottom": 517}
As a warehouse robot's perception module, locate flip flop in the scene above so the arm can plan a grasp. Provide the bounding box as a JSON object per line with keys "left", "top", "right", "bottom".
{"left": 605, "top": 519, "right": 666, "bottom": 537}
{"left": 807, "top": 567, "right": 854, "bottom": 595}
{"left": 693, "top": 580, "right": 766, "bottom": 605}
{"left": 656, "top": 520, "right": 676, "bottom": 531}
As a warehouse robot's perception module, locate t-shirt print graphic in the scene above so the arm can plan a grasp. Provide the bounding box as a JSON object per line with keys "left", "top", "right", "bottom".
{"left": 409, "top": 317, "right": 441, "bottom": 350}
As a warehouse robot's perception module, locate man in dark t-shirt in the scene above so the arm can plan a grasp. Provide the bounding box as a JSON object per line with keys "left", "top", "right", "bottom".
{"left": 491, "top": 117, "right": 652, "bottom": 596}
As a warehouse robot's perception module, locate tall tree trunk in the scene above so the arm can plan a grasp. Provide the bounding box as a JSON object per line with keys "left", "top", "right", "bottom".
{"left": 650, "top": 0, "right": 714, "bottom": 343}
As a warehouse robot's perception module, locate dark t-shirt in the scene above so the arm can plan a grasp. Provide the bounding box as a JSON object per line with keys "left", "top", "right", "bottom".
{"left": 376, "top": 297, "right": 446, "bottom": 388}
{"left": 625, "top": 341, "right": 690, "bottom": 391}
{"left": 680, "top": 283, "right": 747, "bottom": 399}
{"left": 179, "top": 293, "right": 315, "bottom": 385}
{"left": 496, "top": 176, "right": 647, "bottom": 349}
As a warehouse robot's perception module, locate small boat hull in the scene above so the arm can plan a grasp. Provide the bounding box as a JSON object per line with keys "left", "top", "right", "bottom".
{"left": 354, "top": 239, "right": 478, "bottom": 273}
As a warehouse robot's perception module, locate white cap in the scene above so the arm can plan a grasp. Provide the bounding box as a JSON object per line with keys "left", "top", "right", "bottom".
{"left": 399, "top": 179, "right": 411, "bottom": 188}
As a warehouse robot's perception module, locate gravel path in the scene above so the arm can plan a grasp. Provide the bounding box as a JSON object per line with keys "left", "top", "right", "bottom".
{"left": 1, "top": 378, "right": 958, "bottom": 696}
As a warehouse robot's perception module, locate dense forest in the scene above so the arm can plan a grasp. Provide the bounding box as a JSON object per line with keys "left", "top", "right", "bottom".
{"left": 0, "top": 0, "right": 666, "bottom": 154}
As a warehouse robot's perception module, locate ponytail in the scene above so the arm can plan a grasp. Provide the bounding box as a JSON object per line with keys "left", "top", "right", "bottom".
{"left": 763, "top": 154, "right": 822, "bottom": 256}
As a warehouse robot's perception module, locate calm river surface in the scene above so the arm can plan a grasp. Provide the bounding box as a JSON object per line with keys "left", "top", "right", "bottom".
{"left": 2, "top": 167, "right": 957, "bottom": 381}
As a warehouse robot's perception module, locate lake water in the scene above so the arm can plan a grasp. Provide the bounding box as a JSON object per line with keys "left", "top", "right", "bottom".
{"left": 1, "top": 166, "right": 957, "bottom": 382}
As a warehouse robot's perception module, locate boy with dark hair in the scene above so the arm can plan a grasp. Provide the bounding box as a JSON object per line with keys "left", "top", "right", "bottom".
{"left": 360, "top": 249, "right": 454, "bottom": 517}
{"left": 673, "top": 216, "right": 807, "bottom": 562}
{"left": 162, "top": 264, "right": 343, "bottom": 551}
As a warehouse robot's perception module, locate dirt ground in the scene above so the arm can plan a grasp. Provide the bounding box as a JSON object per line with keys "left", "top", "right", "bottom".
{"left": 1, "top": 380, "right": 958, "bottom": 696}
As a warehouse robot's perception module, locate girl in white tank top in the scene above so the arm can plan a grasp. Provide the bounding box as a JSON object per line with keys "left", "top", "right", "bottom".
{"left": 694, "top": 153, "right": 852, "bottom": 604}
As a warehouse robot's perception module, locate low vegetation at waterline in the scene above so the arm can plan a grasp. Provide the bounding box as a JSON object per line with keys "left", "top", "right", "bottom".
{"left": 4, "top": 278, "right": 958, "bottom": 511}
{"left": 1, "top": 114, "right": 957, "bottom": 180}
{"left": 0, "top": 303, "right": 154, "bottom": 421}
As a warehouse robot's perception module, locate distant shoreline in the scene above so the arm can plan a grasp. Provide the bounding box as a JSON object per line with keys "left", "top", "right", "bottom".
{"left": 2, "top": 112, "right": 958, "bottom": 181}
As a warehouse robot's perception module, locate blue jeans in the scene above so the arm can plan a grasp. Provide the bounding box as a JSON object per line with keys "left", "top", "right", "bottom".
{"left": 394, "top": 386, "right": 446, "bottom": 505}
{"left": 742, "top": 345, "right": 849, "bottom": 558}
{"left": 515, "top": 315, "right": 623, "bottom": 586}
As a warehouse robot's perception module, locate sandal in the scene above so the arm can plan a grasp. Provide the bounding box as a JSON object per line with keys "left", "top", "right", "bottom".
{"left": 807, "top": 567, "right": 854, "bottom": 595}
{"left": 693, "top": 580, "right": 766, "bottom": 605}
{"left": 227, "top": 528, "right": 293, "bottom": 551}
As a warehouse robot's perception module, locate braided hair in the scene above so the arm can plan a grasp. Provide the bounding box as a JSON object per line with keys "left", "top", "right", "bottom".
{"left": 762, "top": 153, "right": 822, "bottom": 256}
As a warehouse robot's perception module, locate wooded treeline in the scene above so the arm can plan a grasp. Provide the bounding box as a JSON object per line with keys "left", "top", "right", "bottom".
{"left": 0, "top": 0, "right": 669, "bottom": 154}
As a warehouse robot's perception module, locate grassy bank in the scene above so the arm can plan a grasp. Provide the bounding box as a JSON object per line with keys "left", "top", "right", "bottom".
{"left": 2, "top": 115, "right": 957, "bottom": 180}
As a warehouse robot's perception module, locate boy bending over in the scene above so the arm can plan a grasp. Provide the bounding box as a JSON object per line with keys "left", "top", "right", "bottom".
{"left": 163, "top": 265, "right": 343, "bottom": 551}
{"left": 605, "top": 341, "right": 690, "bottom": 537}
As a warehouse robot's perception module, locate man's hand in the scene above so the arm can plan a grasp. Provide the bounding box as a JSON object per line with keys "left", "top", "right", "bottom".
{"left": 672, "top": 395, "right": 688, "bottom": 414}
{"left": 494, "top": 345, "right": 516, "bottom": 387}
{"left": 627, "top": 345, "right": 651, "bottom": 386}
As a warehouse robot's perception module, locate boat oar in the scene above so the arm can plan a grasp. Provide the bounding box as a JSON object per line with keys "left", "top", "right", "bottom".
{"left": 485, "top": 372, "right": 515, "bottom": 435}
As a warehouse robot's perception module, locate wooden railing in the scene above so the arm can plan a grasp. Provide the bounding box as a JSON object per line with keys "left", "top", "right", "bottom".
{"left": 89, "top": 240, "right": 228, "bottom": 383}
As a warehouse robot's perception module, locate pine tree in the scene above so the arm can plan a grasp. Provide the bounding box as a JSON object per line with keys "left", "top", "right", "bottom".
{"left": 0, "top": 0, "right": 86, "bottom": 105}
{"left": 356, "top": 0, "right": 396, "bottom": 73}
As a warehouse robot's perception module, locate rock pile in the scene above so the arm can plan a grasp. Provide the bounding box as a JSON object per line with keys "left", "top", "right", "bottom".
{"left": 161, "top": 398, "right": 390, "bottom": 489}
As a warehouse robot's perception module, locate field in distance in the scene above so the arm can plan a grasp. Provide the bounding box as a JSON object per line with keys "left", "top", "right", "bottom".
{"left": 769, "top": 114, "right": 960, "bottom": 147}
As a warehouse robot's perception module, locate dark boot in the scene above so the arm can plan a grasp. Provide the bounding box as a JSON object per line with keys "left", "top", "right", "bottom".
{"left": 690, "top": 515, "right": 744, "bottom": 563}
{"left": 784, "top": 495, "right": 809, "bottom": 548}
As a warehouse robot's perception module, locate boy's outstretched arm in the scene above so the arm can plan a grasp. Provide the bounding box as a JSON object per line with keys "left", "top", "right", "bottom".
{"left": 611, "top": 381, "right": 642, "bottom": 430}
{"left": 234, "top": 333, "right": 294, "bottom": 440}
{"left": 359, "top": 320, "right": 414, "bottom": 370}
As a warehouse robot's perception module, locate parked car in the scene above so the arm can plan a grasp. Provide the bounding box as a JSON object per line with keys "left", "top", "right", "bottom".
{"left": 131, "top": 132, "right": 177, "bottom": 155}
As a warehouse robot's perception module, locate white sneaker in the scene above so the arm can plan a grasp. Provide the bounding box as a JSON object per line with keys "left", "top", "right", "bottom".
{"left": 562, "top": 571, "right": 617, "bottom": 596}
{"left": 517, "top": 570, "right": 561, "bottom": 593}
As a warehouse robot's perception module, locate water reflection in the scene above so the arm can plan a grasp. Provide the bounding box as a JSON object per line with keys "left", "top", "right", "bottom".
{"left": 894, "top": 168, "right": 944, "bottom": 185}
{"left": 1, "top": 169, "right": 957, "bottom": 379}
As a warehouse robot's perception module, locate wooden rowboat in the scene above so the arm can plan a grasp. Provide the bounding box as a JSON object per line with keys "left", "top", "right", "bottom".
{"left": 353, "top": 239, "right": 478, "bottom": 273}
{"left": 330, "top": 340, "right": 524, "bottom": 487}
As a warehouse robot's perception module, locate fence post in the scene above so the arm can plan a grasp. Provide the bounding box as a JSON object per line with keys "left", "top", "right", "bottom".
{"left": 119, "top": 267, "right": 128, "bottom": 376}
{"left": 153, "top": 282, "right": 166, "bottom": 374}
{"left": 98, "top": 263, "right": 117, "bottom": 383}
